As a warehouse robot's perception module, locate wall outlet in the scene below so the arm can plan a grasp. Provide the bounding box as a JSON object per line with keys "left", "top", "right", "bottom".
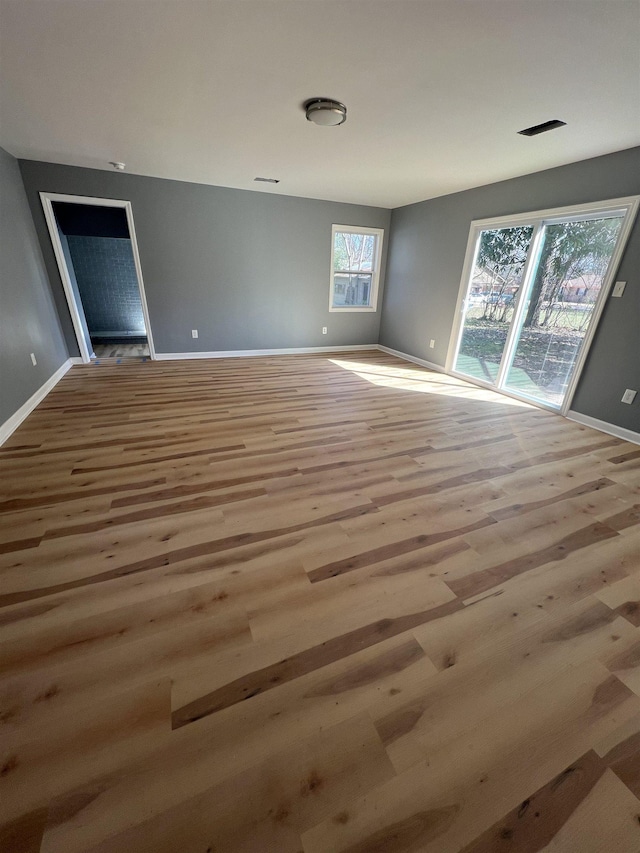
{"left": 429, "top": 339, "right": 435, "bottom": 349}
{"left": 612, "top": 281, "right": 626, "bottom": 298}
{"left": 30, "top": 353, "right": 37, "bottom": 366}
{"left": 322, "top": 327, "right": 328, "bottom": 335}
{"left": 191, "top": 329, "right": 198, "bottom": 339}
{"left": 621, "top": 389, "right": 637, "bottom": 404}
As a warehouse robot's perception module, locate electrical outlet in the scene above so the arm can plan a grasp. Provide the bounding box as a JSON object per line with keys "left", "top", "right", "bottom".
{"left": 621, "top": 389, "right": 637, "bottom": 404}
{"left": 429, "top": 339, "right": 435, "bottom": 349}
{"left": 30, "top": 353, "right": 37, "bottom": 366}
{"left": 322, "top": 327, "right": 328, "bottom": 335}
{"left": 191, "top": 329, "right": 198, "bottom": 339}
{"left": 612, "top": 281, "right": 626, "bottom": 298}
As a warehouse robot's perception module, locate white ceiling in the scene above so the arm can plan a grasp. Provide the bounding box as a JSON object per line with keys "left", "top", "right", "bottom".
{"left": 1, "top": 0, "right": 639, "bottom": 208}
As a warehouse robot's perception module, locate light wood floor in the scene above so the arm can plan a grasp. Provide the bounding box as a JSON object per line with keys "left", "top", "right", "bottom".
{"left": 1, "top": 352, "right": 639, "bottom": 853}
{"left": 92, "top": 342, "right": 150, "bottom": 359}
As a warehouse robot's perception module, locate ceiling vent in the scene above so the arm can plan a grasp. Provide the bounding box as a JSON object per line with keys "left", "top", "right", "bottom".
{"left": 254, "top": 177, "right": 280, "bottom": 184}
{"left": 518, "top": 119, "right": 567, "bottom": 137}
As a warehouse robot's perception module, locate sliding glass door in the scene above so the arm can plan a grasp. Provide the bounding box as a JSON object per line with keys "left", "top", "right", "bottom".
{"left": 454, "top": 225, "right": 534, "bottom": 383}
{"left": 449, "top": 198, "right": 638, "bottom": 411}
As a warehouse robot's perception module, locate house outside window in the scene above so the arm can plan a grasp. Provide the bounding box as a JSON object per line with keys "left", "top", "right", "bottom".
{"left": 329, "top": 225, "right": 384, "bottom": 312}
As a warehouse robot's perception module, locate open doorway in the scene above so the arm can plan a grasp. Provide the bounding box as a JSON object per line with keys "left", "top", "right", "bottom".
{"left": 40, "top": 193, "right": 155, "bottom": 362}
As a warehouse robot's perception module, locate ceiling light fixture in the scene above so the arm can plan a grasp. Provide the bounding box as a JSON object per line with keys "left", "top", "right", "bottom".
{"left": 109, "top": 161, "right": 126, "bottom": 170}
{"left": 304, "top": 98, "right": 347, "bottom": 127}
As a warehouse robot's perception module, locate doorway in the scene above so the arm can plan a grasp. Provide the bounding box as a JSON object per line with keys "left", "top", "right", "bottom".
{"left": 446, "top": 196, "right": 638, "bottom": 413}
{"left": 40, "top": 193, "right": 155, "bottom": 362}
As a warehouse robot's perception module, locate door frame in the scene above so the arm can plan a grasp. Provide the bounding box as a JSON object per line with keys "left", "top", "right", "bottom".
{"left": 40, "top": 192, "right": 156, "bottom": 363}
{"left": 445, "top": 195, "right": 639, "bottom": 415}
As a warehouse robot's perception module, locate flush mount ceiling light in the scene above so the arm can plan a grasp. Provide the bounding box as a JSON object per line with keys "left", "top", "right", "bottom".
{"left": 109, "top": 161, "right": 126, "bottom": 170}
{"left": 304, "top": 98, "right": 347, "bottom": 127}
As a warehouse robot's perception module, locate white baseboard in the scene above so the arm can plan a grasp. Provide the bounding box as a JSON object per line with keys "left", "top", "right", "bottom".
{"left": 566, "top": 410, "right": 640, "bottom": 446}
{"left": 4, "top": 351, "right": 636, "bottom": 452}
{"left": 376, "top": 344, "right": 445, "bottom": 373}
{"left": 0, "top": 358, "right": 74, "bottom": 446}
{"left": 90, "top": 331, "right": 146, "bottom": 338}
{"left": 379, "top": 348, "right": 640, "bottom": 445}
{"left": 155, "top": 344, "right": 378, "bottom": 361}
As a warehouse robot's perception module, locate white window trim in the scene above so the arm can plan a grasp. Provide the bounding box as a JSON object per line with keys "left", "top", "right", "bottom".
{"left": 329, "top": 224, "right": 384, "bottom": 312}
{"left": 444, "top": 195, "right": 640, "bottom": 416}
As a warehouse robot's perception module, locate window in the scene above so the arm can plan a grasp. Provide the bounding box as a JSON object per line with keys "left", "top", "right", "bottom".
{"left": 447, "top": 196, "right": 639, "bottom": 413}
{"left": 330, "top": 225, "right": 384, "bottom": 311}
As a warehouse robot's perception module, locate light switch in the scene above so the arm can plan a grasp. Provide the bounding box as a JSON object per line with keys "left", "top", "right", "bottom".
{"left": 621, "top": 389, "right": 637, "bottom": 404}
{"left": 612, "top": 281, "right": 626, "bottom": 298}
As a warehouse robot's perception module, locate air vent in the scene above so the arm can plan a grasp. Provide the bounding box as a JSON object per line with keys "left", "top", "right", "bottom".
{"left": 254, "top": 177, "right": 280, "bottom": 184}
{"left": 518, "top": 119, "right": 567, "bottom": 137}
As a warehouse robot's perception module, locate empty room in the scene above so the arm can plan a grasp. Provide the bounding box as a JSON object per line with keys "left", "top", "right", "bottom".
{"left": 1, "top": 1, "right": 640, "bottom": 851}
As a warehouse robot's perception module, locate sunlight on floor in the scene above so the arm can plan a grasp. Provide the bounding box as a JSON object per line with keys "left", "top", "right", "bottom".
{"left": 329, "top": 358, "right": 534, "bottom": 408}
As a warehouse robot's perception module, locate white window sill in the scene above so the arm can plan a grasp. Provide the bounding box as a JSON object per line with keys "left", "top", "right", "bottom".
{"left": 329, "top": 306, "right": 377, "bottom": 313}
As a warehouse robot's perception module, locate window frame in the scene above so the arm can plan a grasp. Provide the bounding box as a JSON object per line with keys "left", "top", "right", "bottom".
{"left": 329, "top": 224, "right": 384, "bottom": 312}
{"left": 444, "top": 195, "right": 640, "bottom": 416}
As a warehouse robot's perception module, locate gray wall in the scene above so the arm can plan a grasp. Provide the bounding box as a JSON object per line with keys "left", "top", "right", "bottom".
{"left": 19, "top": 161, "right": 390, "bottom": 356}
{"left": 10, "top": 149, "right": 638, "bottom": 433}
{"left": 66, "top": 236, "right": 145, "bottom": 336}
{"left": 380, "top": 147, "right": 640, "bottom": 432}
{"left": 0, "top": 146, "right": 68, "bottom": 427}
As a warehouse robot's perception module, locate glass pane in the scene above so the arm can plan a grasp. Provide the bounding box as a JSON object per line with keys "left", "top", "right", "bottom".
{"left": 504, "top": 216, "right": 623, "bottom": 407}
{"left": 454, "top": 225, "right": 533, "bottom": 383}
{"left": 332, "top": 273, "right": 372, "bottom": 307}
{"left": 334, "top": 232, "right": 376, "bottom": 273}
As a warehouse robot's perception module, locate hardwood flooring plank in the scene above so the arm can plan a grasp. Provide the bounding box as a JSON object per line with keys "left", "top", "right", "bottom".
{"left": 308, "top": 517, "right": 495, "bottom": 583}
{"left": 459, "top": 750, "right": 608, "bottom": 852}
{"left": 600, "top": 628, "right": 640, "bottom": 697}
{"left": 0, "top": 537, "right": 42, "bottom": 554}
{"left": 0, "top": 477, "right": 166, "bottom": 512}
{"left": 111, "top": 466, "right": 300, "bottom": 507}
{"left": 488, "top": 477, "right": 615, "bottom": 521}
{"left": 457, "top": 755, "right": 639, "bottom": 853}
{"left": 41, "top": 488, "right": 266, "bottom": 539}
{"left": 172, "top": 599, "right": 462, "bottom": 728}
{"left": 0, "top": 578, "right": 247, "bottom": 677}
{"left": 44, "top": 712, "right": 395, "bottom": 853}
{"left": 536, "top": 770, "right": 640, "bottom": 852}
{"left": 447, "top": 521, "right": 619, "bottom": 600}
{"left": 457, "top": 527, "right": 637, "bottom": 613}
{"left": 608, "top": 448, "right": 640, "bottom": 464}
{"left": 372, "top": 597, "right": 637, "bottom": 773}
{"left": 0, "top": 808, "right": 48, "bottom": 853}
{"left": 302, "top": 661, "right": 640, "bottom": 853}
{"left": 60, "top": 639, "right": 429, "bottom": 851}
{"left": 0, "top": 503, "right": 376, "bottom": 608}
{"left": 70, "top": 442, "right": 246, "bottom": 472}
{"left": 603, "top": 502, "right": 640, "bottom": 533}
{"left": 0, "top": 679, "right": 172, "bottom": 822}
{"left": 600, "top": 732, "right": 640, "bottom": 799}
